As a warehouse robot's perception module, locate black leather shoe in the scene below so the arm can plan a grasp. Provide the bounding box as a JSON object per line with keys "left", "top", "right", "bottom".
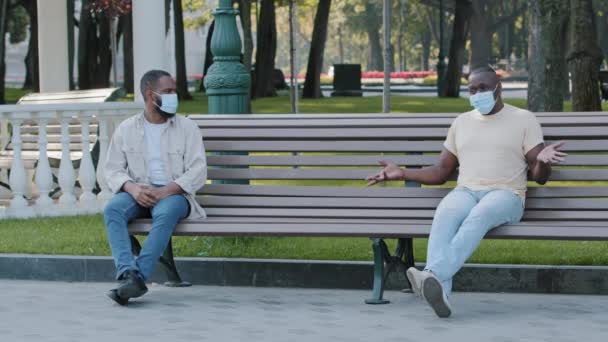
{"left": 106, "top": 289, "right": 129, "bottom": 306}
{"left": 116, "top": 270, "right": 148, "bottom": 300}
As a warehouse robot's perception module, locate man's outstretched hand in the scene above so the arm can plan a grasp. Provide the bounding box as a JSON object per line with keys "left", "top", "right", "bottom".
{"left": 366, "top": 160, "right": 404, "bottom": 186}
{"left": 537, "top": 141, "right": 567, "bottom": 164}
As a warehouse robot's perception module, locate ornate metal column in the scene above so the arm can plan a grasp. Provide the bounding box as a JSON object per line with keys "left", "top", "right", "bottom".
{"left": 205, "top": 0, "right": 251, "bottom": 114}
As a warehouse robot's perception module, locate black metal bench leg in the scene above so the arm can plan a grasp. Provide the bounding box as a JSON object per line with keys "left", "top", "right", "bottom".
{"left": 365, "top": 238, "right": 391, "bottom": 304}
{"left": 365, "top": 238, "right": 416, "bottom": 304}
{"left": 396, "top": 238, "right": 416, "bottom": 292}
{"left": 159, "top": 238, "right": 192, "bottom": 288}
{"left": 129, "top": 236, "right": 191, "bottom": 287}
{"left": 129, "top": 235, "right": 142, "bottom": 255}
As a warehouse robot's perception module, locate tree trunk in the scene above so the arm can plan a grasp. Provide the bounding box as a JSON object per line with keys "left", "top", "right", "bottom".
{"left": 0, "top": 0, "right": 8, "bottom": 104}
{"left": 527, "top": 0, "right": 545, "bottom": 111}
{"left": 528, "top": 0, "right": 569, "bottom": 112}
{"left": 421, "top": 30, "right": 431, "bottom": 71}
{"left": 365, "top": 3, "right": 383, "bottom": 71}
{"left": 597, "top": 1, "right": 608, "bottom": 67}
{"left": 200, "top": 20, "right": 214, "bottom": 92}
{"left": 238, "top": 0, "right": 253, "bottom": 112}
{"left": 338, "top": 25, "right": 344, "bottom": 64}
{"left": 22, "top": 0, "right": 39, "bottom": 91}
{"left": 173, "top": 0, "right": 191, "bottom": 100}
{"left": 78, "top": 1, "right": 112, "bottom": 89}
{"left": 397, "top": 0, "right": 407, "bottom": 72}
{"left": 443, "top": 0, "right": 472, "bottom": 98}
{"left": 119, "top": 13, "right": 134, "bottom": 93}
{"left": 165, "top": 0, "right": 171, "bottom": 34}
{"left": 238, "top": 0, "right": 253, "bottom": 75}
{"left": 252, "top": 0, "right": 277, "bottom": 98}
{"left": 302, "top": 0, "right": 331, "bottom": 99}
{"left": 470, "top": 2, "right": 493, "bottom": 68}
{"left": 67, "top": 0, "right": 75, "bottom": 89}
{"left": 568, "top": 0, "right": 603, "bottom": 111}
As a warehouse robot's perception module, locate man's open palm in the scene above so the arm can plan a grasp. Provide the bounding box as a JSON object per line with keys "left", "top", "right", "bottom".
{"left": 366, "top": 160, "right": 403, "bottom": 186}
{"left": 537, "top": 141, "right": 567, "bottom": 164}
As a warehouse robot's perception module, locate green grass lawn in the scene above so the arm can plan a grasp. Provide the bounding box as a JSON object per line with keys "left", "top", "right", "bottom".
{"left": 2, "top": 87, "right": 608, "bottom": 265}
{"left": 2, "top": 215, "right": 608, "bottom": 265}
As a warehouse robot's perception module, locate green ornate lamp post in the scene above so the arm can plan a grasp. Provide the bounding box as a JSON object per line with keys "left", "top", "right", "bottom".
{"left": 205, "top": 0, "right": 251, "bottom": 114}
{"left": 205, "top": 0, "right": 251, "bottom": 185}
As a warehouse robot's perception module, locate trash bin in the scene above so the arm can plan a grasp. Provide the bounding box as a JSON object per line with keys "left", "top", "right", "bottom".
{"left": 331, "top": 64, "right": 363, "bottom": 97}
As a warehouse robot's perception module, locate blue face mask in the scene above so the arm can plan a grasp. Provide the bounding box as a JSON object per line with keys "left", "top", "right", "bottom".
{"left": 469, "top": 85, "right": 498, "bottom": 115}
{"left": 153, "top": 92, "right": 178, "bottom": 118}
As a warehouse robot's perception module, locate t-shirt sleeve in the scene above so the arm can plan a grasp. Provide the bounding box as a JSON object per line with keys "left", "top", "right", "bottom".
{"left": 443, "top": 119, "right": 458, "bottom": 157}
{"left": 523, "top": 114, "right": 545, "bottom": 154}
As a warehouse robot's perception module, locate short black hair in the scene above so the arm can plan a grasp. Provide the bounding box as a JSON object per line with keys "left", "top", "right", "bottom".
{"left": 470, "top": 65, "right": 497, "bottom": 76}
{"left": 140, "top": 70, "right": 171, "bottom": 98}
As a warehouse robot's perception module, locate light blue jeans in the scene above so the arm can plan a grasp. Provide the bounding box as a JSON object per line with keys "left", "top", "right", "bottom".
{"left": 103, "top": 191, "right": 190, "bottom": 281}
{"left": 424, "top": 187, "right": 524, "bottom": 296}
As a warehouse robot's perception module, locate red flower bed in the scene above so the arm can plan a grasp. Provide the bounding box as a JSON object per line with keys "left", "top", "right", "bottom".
{"left": 362, "top": 71, "right": 436, "bottom": 79}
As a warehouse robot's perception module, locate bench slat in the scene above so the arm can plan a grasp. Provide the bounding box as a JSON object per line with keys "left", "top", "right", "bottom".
{"left": 206, "top": 168, "right": 608, "bottom": 181}
{"left": 201, "top": 184, "right": 608, "bottom": 198}
{"left": 199, "top": 126, "right": 607, "bottom": 139}
{"left": 193, "top": 116, "right": 608, "bottom": 128}
{"left": 206, "top": 154, "right": 608, "bottom": 167}
{"left": 203, "top": 140, "right": 608, "bottom": 152}
{"left": 204, "top": 207, "right": 608, "bottom": 220}
{"left": 198, "top": 195, "right": 608, "bottom": 210}
{"left": 128, "top": 221, "right": 608, "bottom": 240}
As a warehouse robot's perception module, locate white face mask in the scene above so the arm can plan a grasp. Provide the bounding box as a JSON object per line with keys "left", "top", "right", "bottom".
{"left": 469, "top": 85, "right": 498, "bottom": 115}
{"left": 153, "top": 92, "right": 178, "bottom": 117}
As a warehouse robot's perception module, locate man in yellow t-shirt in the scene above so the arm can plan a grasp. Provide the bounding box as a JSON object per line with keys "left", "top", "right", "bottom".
{"left": 366, "top": 66, "right": 567, "bottom": 318}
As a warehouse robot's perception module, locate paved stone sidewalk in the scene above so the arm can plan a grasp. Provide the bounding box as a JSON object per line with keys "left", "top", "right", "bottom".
{"left": 0, "top": 280, "right": 607, "bottom": 342}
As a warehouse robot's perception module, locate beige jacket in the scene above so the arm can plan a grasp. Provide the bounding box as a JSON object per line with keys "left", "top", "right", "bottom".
{"left": 104, "top": 112, "right": 207, "bottom": 219}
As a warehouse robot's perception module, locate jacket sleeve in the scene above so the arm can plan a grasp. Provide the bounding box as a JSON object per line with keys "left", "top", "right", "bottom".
{"left": 104, "top": 123, "right": 133, "bottom": 193}
{"left": 173, "top": 122, "right": 207, "bottom": 195}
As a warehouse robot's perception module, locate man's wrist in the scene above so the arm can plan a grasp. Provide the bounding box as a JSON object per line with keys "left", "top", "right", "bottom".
{"left": 399, "top": 169, "right": 407, "bottom": 181}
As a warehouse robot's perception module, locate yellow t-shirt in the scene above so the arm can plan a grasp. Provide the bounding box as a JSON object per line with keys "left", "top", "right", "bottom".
{"left": 443, "top": 103, "right": 545, "bottom": 199}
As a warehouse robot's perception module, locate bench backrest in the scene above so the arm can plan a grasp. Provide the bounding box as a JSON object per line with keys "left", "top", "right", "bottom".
{"left": 189, "top": 113, "right": 608, "bottom": 223}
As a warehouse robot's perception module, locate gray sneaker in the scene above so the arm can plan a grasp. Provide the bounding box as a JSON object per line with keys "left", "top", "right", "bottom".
{"left": 422, "top": 273, "right": 452, "bottom": 318}
{"left": 406, "top": 267, "right": 426, "bottom": 298}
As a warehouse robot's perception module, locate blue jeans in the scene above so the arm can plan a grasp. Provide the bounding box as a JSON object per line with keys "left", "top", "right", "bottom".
{"left": 424, "top": 187, "right": 524, "bottom": 296}
{"left": 103, "top": 191, "right": 190, "bottom": 281}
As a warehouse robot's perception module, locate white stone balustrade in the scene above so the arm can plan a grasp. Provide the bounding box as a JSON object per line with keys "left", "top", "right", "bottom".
{"left": 0, "top": 102, "right": 142, "bottom": 219}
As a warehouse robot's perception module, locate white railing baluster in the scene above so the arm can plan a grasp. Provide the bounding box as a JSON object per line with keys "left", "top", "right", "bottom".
{"left": 34, "top": 112, "right": 56, "bottom": 216}
{"left": 0, "top": 102, "right": 143, "bottom": 217}
{"left": 78, "top": 111, "right": 98, "bottom": 213}
{"left": 7, "top": 113, "right": 33, "bottom": 218}
{"left": 96, "top": 112, "right": 112, "bottom": 207}
{"left": 57, "top": 112, "right": 78, "bottom": 215}
{"left": 0, "top": 116, "right": 8, "bottom": 187}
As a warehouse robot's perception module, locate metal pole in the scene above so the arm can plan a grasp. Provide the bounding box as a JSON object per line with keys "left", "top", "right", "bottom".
{"left": 382, "top": 0, "right": 391, "bottom": 113}
{"left": 289, "top": 0, "right": 298, "bottom": 113}
{"left": 437, "top": 0, "right": 446, "bottom": 97}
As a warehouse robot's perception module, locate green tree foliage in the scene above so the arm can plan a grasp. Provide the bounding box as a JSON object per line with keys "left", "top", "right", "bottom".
{"left": 6, "top": 1, "right": 29, "bottom": 44}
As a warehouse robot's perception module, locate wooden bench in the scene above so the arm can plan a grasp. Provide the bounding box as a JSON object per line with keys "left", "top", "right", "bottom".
{"left": 128, "top": 112, "right": 608, "bottom": 303}
{"left": 0, "top": 88, "right": 126, "bottom": 192}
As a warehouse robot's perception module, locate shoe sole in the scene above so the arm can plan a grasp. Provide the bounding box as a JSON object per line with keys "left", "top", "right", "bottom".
{"left": 107, "top": 289, "right": 129, "bottom": 306}
{"left": 422, "top": 276, "right": 451, "bottom": 318}
{"left": 406, "top": 268, "right": 422, "bottom": 298}
{"left": 117, "top": 285, "right": 148, "bottom": 299}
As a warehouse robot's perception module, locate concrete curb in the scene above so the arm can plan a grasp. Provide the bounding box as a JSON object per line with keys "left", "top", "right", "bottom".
{"left": 1, "top": 254, "right": 607, "bottom": 295}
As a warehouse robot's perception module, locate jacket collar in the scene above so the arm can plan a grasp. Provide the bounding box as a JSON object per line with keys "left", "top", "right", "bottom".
{"left": 136, "top": 111, "right": 176, "bottom": 127}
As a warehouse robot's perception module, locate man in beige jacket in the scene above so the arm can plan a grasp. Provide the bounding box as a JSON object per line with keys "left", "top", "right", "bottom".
{"left": 103, "top": 70, "right": 207, "bottom": 305}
